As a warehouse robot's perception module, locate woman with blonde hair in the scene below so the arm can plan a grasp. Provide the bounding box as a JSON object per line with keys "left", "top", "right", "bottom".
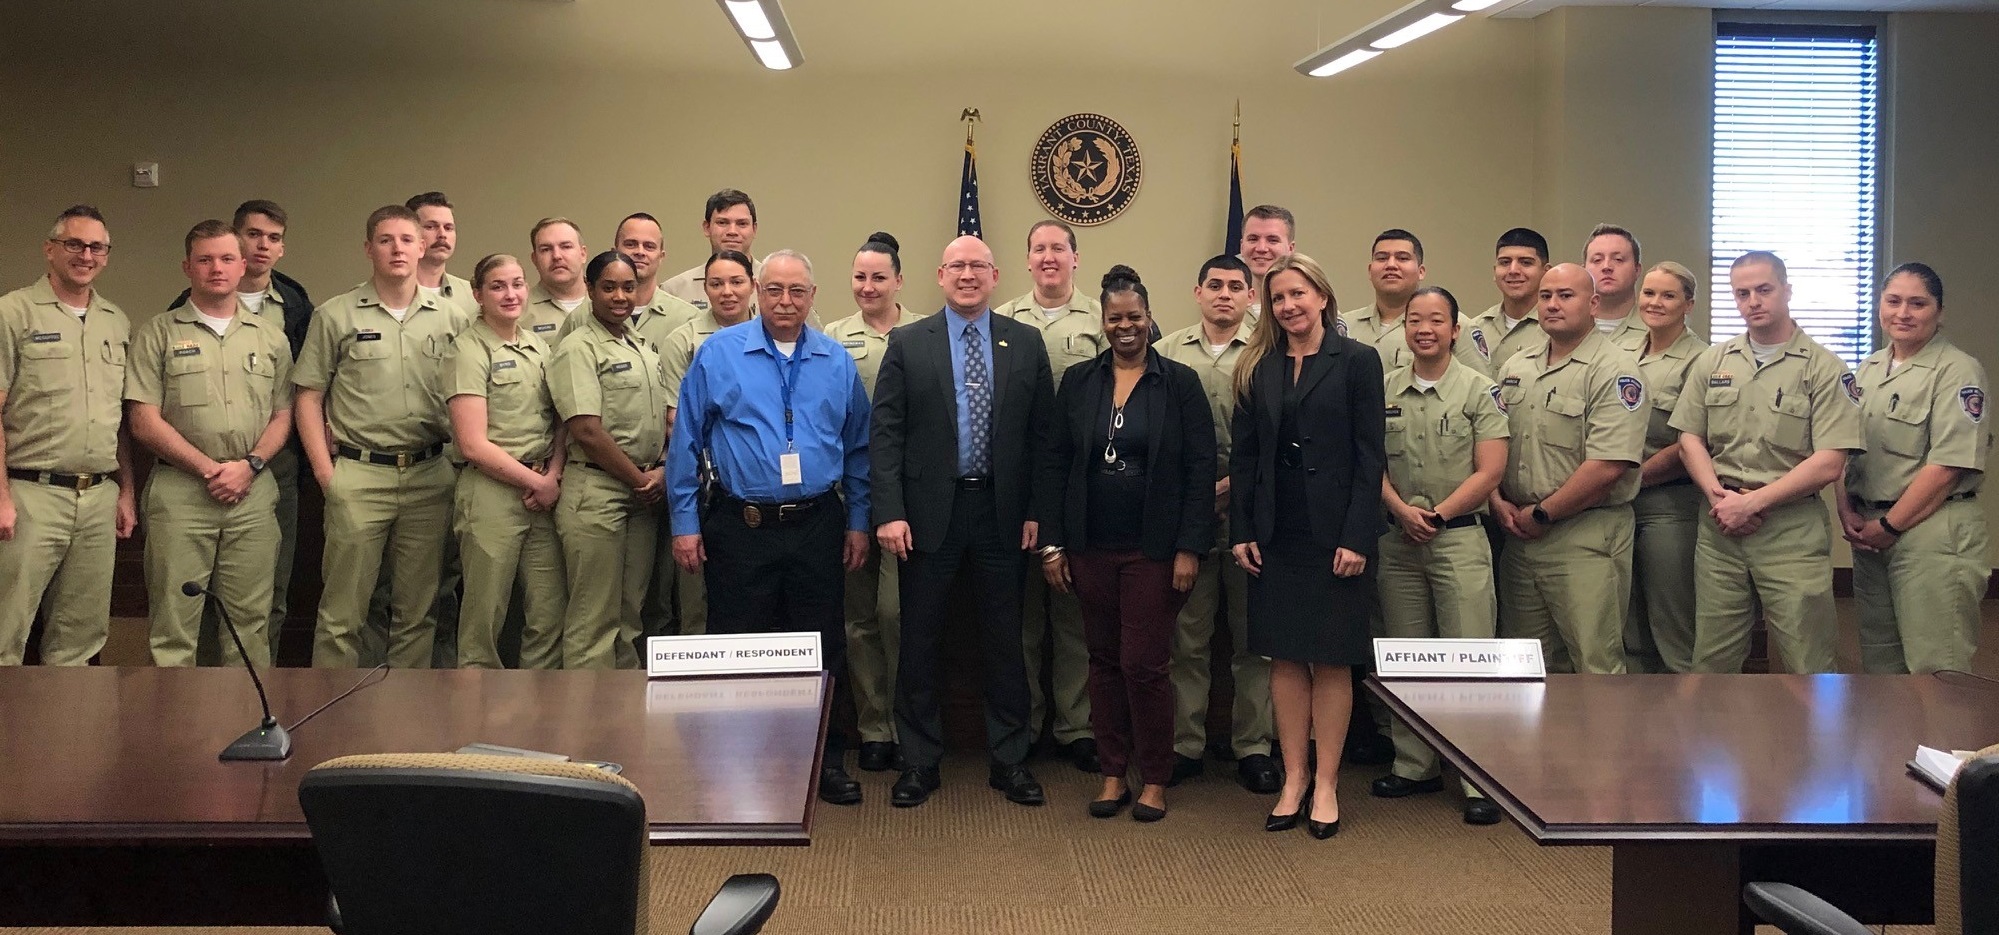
{"left": 1228, "top": 253, "right": 1386, "bottom": 838}
{"left": 1627, "top": 261, "right": 1709, "bottom": 672}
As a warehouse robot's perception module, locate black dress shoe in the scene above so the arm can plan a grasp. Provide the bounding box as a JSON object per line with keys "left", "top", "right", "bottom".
{"left": 857, "top": 741, "right": 898, "bottom": 773}
{"left": 1087, "top": 791, "right": 1131, "bottom": 818}
{"left": 1236, "top": 754, "right": 1282, "bottom": 794}
{"left": 1344, "top": 732, "right": 1394, "bottom": 766}
{"left": 818, "top": 766, "right": 863, "bottom": 805}
{"left": 1264, "top": 808, "right": 1302, "bottom": 832}
{"left": 1131, "top": 802, "right": 1166, "bottom": 823}
{"left": 1065, "top": 738, "right": 1101, "bottom": 774}
{"left": 890, "top": 767, "right": 941, "bottom": 808}
{"left": 988, "top": 763, "right": 1047, "bottom": 805}
{"left": 1168, "top": 755, "right": 1204, "bottom": 787}
{"left": 1307, "top": 817, "right": 1341, "bottom": 839}
{"left": 1370, "top": 774, "right": 1445, "bottom": 798}
{"left": 1464, "top": 797, "right": 1502, "bottom": 825}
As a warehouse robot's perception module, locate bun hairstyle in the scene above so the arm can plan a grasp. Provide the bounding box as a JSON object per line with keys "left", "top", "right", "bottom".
{"left": 858, "top": 231, "right": 902, "bottom": 275}
{"left": 472, "top": 253, "right": 523, "bottom": 291}
{"left": 584, "top": 250, "right": 639, "bottom": 287}
{"left": 705, "top": 249, "right": 756, "bottom": 281}
{"left": 1410, "top": 285, "right": 1460, "bottom": 325}
{"left": 1884, "top": 261, "right": 1944, "bottom": 308}
{"left": 1099, "top": 264, "right": 1149, "bottom": 311}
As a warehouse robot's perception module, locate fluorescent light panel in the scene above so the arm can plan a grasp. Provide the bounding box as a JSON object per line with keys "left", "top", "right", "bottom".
{"left": 715, "top": 0, "right": 801, "bottom": 71}
{"left": 1293, "top": 0, "right": 1484, "bottom": 78}
{"left": 725, "top": 0, "right": 775, "bottom": 39}
{"left": 1371, "top": 12, "right": 1462, "bottom": 49}
{"left": 1309, "top": 49, "right": 1382, "bottom": 77}
{"left": 751, "top": 39, "right": 793, "bottom": 70}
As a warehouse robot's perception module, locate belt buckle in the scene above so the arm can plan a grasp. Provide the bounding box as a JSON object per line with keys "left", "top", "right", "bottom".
{"left": 779, "top": 503, "right": 801, "bottom": 521}
{"left": 395, "top": 451, "right": 412, "bottom": 468}
{"left": 73, "top": 473, "right": 93, "bottom": 492}
{"left": 743, "top": 505, "right": 763, "bottom": 528}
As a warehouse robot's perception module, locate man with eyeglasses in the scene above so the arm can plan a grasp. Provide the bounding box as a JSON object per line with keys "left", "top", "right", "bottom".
{"left": 667, "top": 250, "right": 872, "bottom": 806}
{"left": 872, "top": 236, "right": 1055, "bottom": 808}
{"left": 0, "top": 204, "right": 137, "bottom": 666}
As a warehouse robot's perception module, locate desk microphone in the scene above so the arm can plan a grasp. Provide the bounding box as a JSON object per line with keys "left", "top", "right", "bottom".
{"left": 183, "top": 580, "right": 292, "bottom": 761}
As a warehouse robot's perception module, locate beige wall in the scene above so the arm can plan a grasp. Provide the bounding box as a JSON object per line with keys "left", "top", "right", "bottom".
{"left": 3, "top": 7, "right": 1995, "bottom": 562}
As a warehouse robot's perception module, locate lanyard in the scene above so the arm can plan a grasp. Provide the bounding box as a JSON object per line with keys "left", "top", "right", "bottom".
{"left": 761, "top": 327, "right": 802, "bottom": 450}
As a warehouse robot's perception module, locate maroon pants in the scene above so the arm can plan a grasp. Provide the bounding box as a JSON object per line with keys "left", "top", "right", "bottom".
{"left": 1069, "top": 549, "right": 1189, "bottom": 786}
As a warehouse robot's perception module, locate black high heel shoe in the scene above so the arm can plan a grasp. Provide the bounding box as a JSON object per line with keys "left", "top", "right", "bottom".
{"left": 1308, "top": 817, "right": 1341, "bottom": 839}
{"left": 1088, "top": 790, "right": 1132, "bottom": 819}
{"left": 1265, "top": 782, "right": 1311, "bottom": 832}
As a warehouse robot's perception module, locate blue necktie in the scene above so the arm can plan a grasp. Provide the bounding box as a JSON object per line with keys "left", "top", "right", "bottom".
{"left": 964, "top": 324, "right": 992, "bottom": 475}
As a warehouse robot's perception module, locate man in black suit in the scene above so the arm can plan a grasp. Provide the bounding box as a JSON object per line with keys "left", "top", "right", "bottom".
{"left": 872, "top": 235, "right": 1054, "bottom": 808}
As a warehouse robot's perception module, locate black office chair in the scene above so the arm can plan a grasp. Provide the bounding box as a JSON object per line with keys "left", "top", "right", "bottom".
{"left": 298, "top": 753, "right": 780, "bottom": 935}
{"left": 1744, "top": 745, "right": 1997, "bottom": 935}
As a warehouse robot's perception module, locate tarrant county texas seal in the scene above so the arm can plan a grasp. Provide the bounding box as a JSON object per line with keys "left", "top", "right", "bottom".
{"left": 1029, "top": 113, "right": 1143, "bottom": 226}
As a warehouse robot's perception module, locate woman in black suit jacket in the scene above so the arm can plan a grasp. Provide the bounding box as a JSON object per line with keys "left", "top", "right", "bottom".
{"left": 1229, "top": 253, "right": 1387, "bottom": 839}
{"left": 1041, "top": 266, "right": 1216, "bottom": 823}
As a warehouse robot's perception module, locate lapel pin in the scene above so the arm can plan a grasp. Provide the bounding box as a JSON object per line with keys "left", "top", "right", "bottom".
{"left": 998, "top": 340, "right": 1009, "bottom": 348}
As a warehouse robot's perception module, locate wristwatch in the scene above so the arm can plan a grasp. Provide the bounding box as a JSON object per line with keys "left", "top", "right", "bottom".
{"left": 1530, "top": 504, "right": 1553, "bottom": 527}
{"left": 246, "top": 454, "right": 267, "bottom": 475}
{"left": 1876, "top": 514, "right": 1903, "bottom": 537}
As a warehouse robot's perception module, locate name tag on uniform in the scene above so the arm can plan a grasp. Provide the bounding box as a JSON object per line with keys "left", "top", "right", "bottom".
{"left": 30, "top": 332, "right": 61, "bottom": 343}
{"left": 779, "top": 451, "right": 803, "bottom": 485}
{"left": 1374, "top": 638, "right": 1546, "bottom": 680}
{"left": 608, "top": 361, "right": 632, "bottom": 373}
{"left": 493, "top": 359, "right": 517, "bottom": 370}
{"left": 356, "top": 330, "right": 383, "bottom": 342}
{"left": 1709, "top": 373, "right": 1734, "bottom": 387}
{"left": 841, "top": 339, "right": 865, "bottom": 348}
{"left": 532, "top": 323, "right": 558, "bottom": 333}
{"left": 1501, "top": 376, "right": 1521, "bottom": 388}
{"left": 172, "top": 346, "right": 201, "bottom": 357}
{"left": 646, "top": 632, "right": 823, "bottom": 678}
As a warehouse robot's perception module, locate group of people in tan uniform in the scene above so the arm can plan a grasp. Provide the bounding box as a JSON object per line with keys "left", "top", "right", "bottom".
{"left": 0, "top": 194, "right": 1985, "bottom": 822}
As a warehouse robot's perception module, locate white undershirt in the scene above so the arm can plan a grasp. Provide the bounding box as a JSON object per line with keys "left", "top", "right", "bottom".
{"left": 383, "top": 305, "right": 410, "bottom": 322}
{"left": 1889, "top": 358, "right": 1906, "bottom": 374}
{"left": 774, "top": 340, "right": 797, "bottom": 357}
{"left": 1413, "top": 375, "right": 1439, "bottom": 391}
{"left": 1595, "top": 314, "right": 1627, "bottom": 334}
{"left": 1205, "top": 341, "right": 1230, "bottom": 359}
{"left": 1037, "top": 304, "right": 1066, "bottom": 322}
{"left": 62, "top": 302, "right": 87, "bottom": 319}
{"left": 555, "top": 297, "right": 585, "bottom": 313}
{"left": 197, "top": 312, "right": 234, "bottom": 336}
{"left": 237, "top": 291, "right": 267, "bottom": 315}
{"left": 1503, "top": 313, "right": 1531, "bottom": 332}
{"left": 1749, "top": 338, "right": 1783, "bottom": 365}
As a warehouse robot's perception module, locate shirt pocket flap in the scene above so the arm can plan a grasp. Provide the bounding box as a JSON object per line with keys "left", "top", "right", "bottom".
{"left": 1546, "top": 392, "right": 1586, "bottom": 418}
{"left": 347, "top": 338, "right": 391, "bottom": 361}
{"left": 20, "top": 340, "right": 74, "bottom": 360}
{"left": 167, "top": 354, "right": 211, "bottom": 376}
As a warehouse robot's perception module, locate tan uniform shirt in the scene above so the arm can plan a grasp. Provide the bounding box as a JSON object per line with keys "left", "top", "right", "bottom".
{"left": 524, "top": 283, "right": 584, "bottom": 343}
{"left": 1343, "top": 302, "right": 1490, "bottom": 375}
{"left": 659, "top": 312, "right": 744, "bottom": 408}
{"left": 661, "top": 257, "right": 768, "bottom": 312}
{"left": 827, "top": 306, "right": 921, "bottom": 397}
{"left": 1637, "top": 330, "right": 1709, "bottom": 460}
{"left": 0, "top": 278, "right": 129, "bottom": 474}
{"left": 1597, "top": 312, "right": 1649, "bottom": 354}
{"left": 125, "top": 305, "right": 292, "bottom": 461}
{"left": 1846, "top": 335, "right": 1988, "bottom": 502}
{"left": 1383, "top": 360, "right": 1510, "bottom": 513}
{"left": 548, "top": 316, "right": 668, "bottom": 466}
{"left": 1155, "top": 320, "right": 1252, "bottom": 477}
{"left": 293, "top": 282, "right": 470, "bottom": 453}
{"left": 443, "top": 319, "right": 557, "bottom": 463}
{"left": 1460, "top": 302, "right": 1543, "bottom": 379}
{"left": 555, "top": 288, "right": 703, "bottom": 352}
{"left": 1496, "top": 331, "right": 1648, "bottom": 506}
{"left": 1669, "top": 328, "right": 1865, "bottom": 489}
{"left": 995, "top": 291, "right": 1104, "bottom": 385}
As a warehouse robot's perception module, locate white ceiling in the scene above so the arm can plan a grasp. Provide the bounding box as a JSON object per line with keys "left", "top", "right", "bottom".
{"left": 1495, "top": 0, "right": 1999, "bottom": 17}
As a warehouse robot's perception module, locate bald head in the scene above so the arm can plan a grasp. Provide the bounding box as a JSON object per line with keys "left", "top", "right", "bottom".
{"left": 939, "top": 235, "right": 1000, "bottom": 317}
{"left": 1537, "top": 263, "right": 1601, "bottom": 341}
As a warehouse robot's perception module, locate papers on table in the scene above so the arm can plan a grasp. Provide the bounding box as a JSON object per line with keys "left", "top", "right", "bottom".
{"left": 1908, "top": 745, "right": 1977, "bottom": 792}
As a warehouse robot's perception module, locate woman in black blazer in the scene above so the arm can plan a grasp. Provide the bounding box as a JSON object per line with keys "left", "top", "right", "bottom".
{"left": 1229, "top": 253, "right": 1387, "bottom": 839}
{"left": 1041, "top": 266, "right": 1216, "bottom": 823}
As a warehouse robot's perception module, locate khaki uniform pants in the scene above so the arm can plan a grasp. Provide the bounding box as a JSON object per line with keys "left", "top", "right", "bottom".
{"left": 454, "top": 468, "right": 567, "bottom": 670}
{"left": 146, "top": 467, "right": 278, "bottom": 668}
{"left": 1854, "top": 498, "right": 1986, "bottom": 674}
{"left": 1024, "top": 570, "right": 1093, "bottom": 743}
{"left": 1380, "top": 523, "right": 1494, "bottom": 790}
{"left": 1690, "top": 498, "right": 1837, "bottom": 674}
{"left": 555, "top": 467, "right": 655, "bottom": 670}
{"left": 312, "top": 457, "right": 455, "bottom": 668}
{"left": 1168, "top": 523, "right": 1272, "bottom": 760}
{"left": 0, "top": 480, "right": 118, "bottom": 666}
{"left": 844, "top": 542, "right": 901, "bottom": 743}
{"left": 1629, "top": 483, "right": 1701, "bottom": 673}
{"left": 1499, "top": 504, "right": 1633, "bottom": 675}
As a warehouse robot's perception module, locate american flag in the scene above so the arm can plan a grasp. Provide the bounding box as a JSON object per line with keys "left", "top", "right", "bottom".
{"left": 957, "top": 132, "right": 982, "bottom": 239}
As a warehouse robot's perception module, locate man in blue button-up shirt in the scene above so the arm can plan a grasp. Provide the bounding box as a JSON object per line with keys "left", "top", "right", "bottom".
{"left": 667, "top": 249, "right": 871, "bottom": 806}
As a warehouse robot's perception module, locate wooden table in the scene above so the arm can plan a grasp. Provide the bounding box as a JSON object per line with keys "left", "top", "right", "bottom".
{"left": 0, "top": 666, "right": 831, "bottom": 926}
{"left": 1370, "top": 673, "right": 1999, "bottom": 935}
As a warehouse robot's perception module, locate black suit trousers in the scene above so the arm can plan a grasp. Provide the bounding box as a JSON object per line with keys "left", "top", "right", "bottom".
{"left": 893, "top": 488, "right": 1033, "bottom": 769}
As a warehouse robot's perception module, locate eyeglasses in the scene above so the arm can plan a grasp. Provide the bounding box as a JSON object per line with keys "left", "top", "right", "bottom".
{"left": 943, "top": 261, "right": 995, "bottom": 274}
{"left": 50, "top": 238, "right": 111, "bottom": 257}
{"left": 760, "top": 284, "right": 813, "bottom": 302}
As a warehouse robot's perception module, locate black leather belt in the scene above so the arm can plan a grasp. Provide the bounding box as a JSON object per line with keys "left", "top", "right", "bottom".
{"left": 335, "top": 443, "right": 444, "bottom": 468}
{"left": 1656, "top": 477, "right": 1697, "bottom": 488}
{"left": 1096, "top": 459, "right": 1148, "bottom": 477}
{"left": 1438, "top": 513, "right": 1480, "bottom": 530}
{"left": 579, "top": 460, "right": 662, "bottom": 472}
{"left": 956, "top": 475, "right": 991, "bottom": 491}
{"left": 521, "top": 458, "right": 550, "bottom": 473}
{"left": 717, "top": 490, "right": 837, "bottom": 528}
{"left": 1857, "top": 492, "right": 1976, "bottom": 510}
{"left": 6, "top": 468, "right": 112, "bottom": 491}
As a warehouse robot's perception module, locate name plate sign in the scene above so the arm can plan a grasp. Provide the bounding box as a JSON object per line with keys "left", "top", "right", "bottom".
{"left": 646, "top": 632, "right": 823, "bottom": 679}
{"left": 1373, "top": 638, "right": 1546, "bottom": 680}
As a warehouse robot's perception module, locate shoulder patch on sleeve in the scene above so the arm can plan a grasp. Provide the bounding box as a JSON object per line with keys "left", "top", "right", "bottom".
{"left": 1841, "top": 372, "right": 1863, "bottom": 405}
{"left": 1616, "top": 375, "right": 1645, "bottom": 412}
{"left": 1471, "top": 329, "right": 1491, "bottom": 360}
{"left": 1334, "top": 317, "right": 1348, "bottom": 338}
{"left": 1961, "top": 385, "right": 1984, "bottom": 423}
{"left": 1489, "top": 384, "right": 1507, "bottom": 413}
